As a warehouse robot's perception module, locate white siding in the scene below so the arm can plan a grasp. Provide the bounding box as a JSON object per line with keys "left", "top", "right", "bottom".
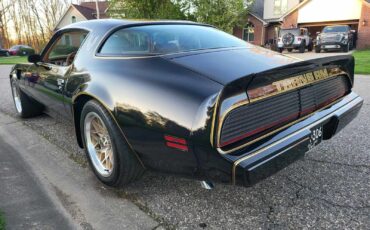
{"left": 264, "top": 0, "right": 300, "bottom": 19}
{"left": 55, "top": 7, "right": 87, "bottom": 30}
{"left": 298, "top": 0, "right": 362, "bottom": 23}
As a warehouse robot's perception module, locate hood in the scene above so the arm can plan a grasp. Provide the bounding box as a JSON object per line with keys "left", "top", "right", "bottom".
{"left": 163, "top": 47, "right": 299, "bottom": 85}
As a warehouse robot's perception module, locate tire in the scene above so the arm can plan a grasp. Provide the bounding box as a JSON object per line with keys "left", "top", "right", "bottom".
{"left": 342, "top": 43, "right": 350, "bottom": 53}
{"left": 315, "top": 46, "right": 321, "bottom": 53}
{"left": 80, "top": 100, "right": 145, "bottom": 187}
{"left": 287, "top": 48, "right": 293, "bottom": 52}
{"left": 11, "top": 78, "right": 43, "bottom": 118}
{"left": 299, "top": 41, "right": 305, "bottom": 53}
{"left": 308, "top": 42, "right": 313, "bottom": 52}
{"left": 278, "top": 48, "right": 283, "bottom": 53}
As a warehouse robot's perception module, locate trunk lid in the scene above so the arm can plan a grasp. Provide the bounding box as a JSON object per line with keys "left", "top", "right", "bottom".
{"left": 164, "top": 47, "right": 299, "bottom": 85}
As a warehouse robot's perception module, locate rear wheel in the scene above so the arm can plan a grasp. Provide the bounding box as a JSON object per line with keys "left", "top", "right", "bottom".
{"left": 81, "top": 100, "right": 144, "bottom": 187}
{"left": 287, "top": 48, "right": 293, "bottom": 52}
{"left": 11, "top": 78, "right": 43, "bottom": 118}
{"left": 278, "top": 48, "right": 283, "bottom": 53}
{"left": 299, "top": 42, "right": 306, "bottom": 53}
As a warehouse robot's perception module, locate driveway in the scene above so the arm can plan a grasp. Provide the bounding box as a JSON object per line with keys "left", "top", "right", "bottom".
{"left": 284, "top": 50, "right": 354, "bottom": 60}
{"left": 0, "top": 65, "right": 369, "bottom": 229}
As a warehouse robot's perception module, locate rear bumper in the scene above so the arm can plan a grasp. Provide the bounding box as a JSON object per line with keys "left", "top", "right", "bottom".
{"left": 230, "top": 92, "right": 363, "bottom": 186}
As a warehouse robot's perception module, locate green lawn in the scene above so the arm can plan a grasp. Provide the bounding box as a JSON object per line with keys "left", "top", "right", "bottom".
{"left": 0, "top": 56, "right": 27, "bottom": 65}
{"left": 0, "top": 211, "right": 5, "bottom": 230}
{"left": 353, "top": 49, "right": 370, "bottom": 75}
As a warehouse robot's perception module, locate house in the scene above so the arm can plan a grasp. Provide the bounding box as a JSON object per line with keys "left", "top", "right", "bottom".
{"left": 54, "top": 1, "right": 109, "bottom": 31}
{"left": 234, "top": 0, "right": 370, "bottom": 49}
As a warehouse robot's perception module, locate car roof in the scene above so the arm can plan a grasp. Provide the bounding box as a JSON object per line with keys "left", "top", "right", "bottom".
{"left": 61, "top": 19, "right": 207, "bottom": 32}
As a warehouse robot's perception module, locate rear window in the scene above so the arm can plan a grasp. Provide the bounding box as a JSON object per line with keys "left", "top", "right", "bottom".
{"left": 98, "top": 24, "right": 249, "bottom": 56}
{"left": 323, "top": 26, "right": 349, "bottom": 33}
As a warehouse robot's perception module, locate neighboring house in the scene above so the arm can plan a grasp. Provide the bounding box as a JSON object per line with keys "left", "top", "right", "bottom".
{"left": 234, "top": 0, "right": 370, "bottom": 49}
{"left": 54, "top": 1, "right": 109, "bottom": 31}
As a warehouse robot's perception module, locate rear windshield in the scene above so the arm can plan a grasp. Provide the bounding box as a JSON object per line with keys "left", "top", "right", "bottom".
{"left": 99, "top": 24, "right": 249, "bottom": 56}
{"left": 279, "top": 29, "right": 300, "bottom": 36}
{"left": 323, "top": 26, "right": 349, "bottom": 33}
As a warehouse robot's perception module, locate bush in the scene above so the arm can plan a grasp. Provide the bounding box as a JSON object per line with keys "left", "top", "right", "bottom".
{"left": 18, "top": 47, "right": 35, "bottom": 56}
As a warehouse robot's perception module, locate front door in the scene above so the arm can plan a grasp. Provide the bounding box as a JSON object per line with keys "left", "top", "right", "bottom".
{"left": 28, "top": 30, "right": 88, "bottom": 118}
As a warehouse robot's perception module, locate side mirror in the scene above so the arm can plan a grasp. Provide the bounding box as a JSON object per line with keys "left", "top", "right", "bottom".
{"left": 28, "top": 54, "right": 41, "bottom": 64}
{"left": 350, "top": 30, "right": 356, "bottom": 33}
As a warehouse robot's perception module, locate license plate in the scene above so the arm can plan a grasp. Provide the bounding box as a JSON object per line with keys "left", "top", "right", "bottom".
{"left": 308, "top": 126, "right": 323, "bottom": 150}
{"left": 324, "top": 45, "right": 338, "bottom": 49}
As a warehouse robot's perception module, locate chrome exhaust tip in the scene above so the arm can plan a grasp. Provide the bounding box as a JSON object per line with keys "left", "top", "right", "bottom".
{"left": 200, "top": 181, "right": 214, "bottom": 190}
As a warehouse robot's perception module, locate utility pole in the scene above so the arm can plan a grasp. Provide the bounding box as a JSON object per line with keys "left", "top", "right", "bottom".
{"left": 95, "top": 0, "right": 100, "bottom": 19}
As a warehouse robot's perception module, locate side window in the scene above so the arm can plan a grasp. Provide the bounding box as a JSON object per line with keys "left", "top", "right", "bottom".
{"left": 99, "top": 30, "right": 150, "bottom": 55}
{"left": 44, "top": 31, "right": 88, "bottom": 66}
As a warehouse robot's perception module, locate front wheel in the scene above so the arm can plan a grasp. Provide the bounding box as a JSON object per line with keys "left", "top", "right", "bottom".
{"left": 342, "top": 43, "right": 350, "bottom": 52}
{"left": 278, "top": 48, "right": 283, "bottom": 53}
{"left": 11, "top": 78, "right": 43, "bottom": 118}
{"left": 81, "top": 100, "right": 145, "bottom": 187}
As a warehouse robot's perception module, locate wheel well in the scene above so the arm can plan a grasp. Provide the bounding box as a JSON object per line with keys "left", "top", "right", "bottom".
{"left": 73, "top": 94, "right": 94, "bottom": 148}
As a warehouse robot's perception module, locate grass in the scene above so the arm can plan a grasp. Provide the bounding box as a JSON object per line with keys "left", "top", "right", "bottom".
{"left": 0, "top": 56, "right": 27, "bottom": 65}
{"left": 353, "top": 49, "right": 370, "bottom": 75}
{"left": 0, "top": 211, "right": 5, "bottom": 230}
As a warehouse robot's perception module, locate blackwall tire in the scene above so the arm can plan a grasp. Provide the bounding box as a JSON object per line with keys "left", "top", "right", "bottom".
{"left": 80, "top": 100, "right": 145, "bottom": 187}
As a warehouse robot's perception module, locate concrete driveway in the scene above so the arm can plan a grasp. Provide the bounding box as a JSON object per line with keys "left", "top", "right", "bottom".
{"left": 284, "top": 50, "right": 354, "bottom": 60}
{"left": 0, "top": 64, "right": 369, "bottom": 229}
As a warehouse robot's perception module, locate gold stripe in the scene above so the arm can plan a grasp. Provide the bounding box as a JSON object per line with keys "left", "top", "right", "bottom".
{"left": 232, "top": 137, "right": 309, "bottom": 185}
{"left": 72, "top": 92, "right": 146, "bottom": 168}
{"left": 216, "top": 70, "right": 350, "bottom": 154}
{"left": 210, "top": 93, "right": 221, "bottom": 147}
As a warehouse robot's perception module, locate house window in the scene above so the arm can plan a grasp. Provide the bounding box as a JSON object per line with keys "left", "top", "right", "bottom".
{"left": 72, "top": 16, "right": 76, "bottom": 23}
{"left": 274, "top": 0, "right": 288, "bottom": 16}
{"left": 243, "top": 24, "right": 255, "bottom": 42}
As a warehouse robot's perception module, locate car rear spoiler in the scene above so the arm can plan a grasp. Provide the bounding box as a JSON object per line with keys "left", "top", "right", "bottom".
{"left": 223, "top": 55, "right": 355, "bottom": 96}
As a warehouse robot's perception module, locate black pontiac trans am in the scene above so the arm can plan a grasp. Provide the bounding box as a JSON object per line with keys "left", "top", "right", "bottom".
{"left": 10, "top": 19, "right": 363, "bottom": 187}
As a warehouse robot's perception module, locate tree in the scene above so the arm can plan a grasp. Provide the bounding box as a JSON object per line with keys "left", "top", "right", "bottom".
{"left": 108, "top": 0, "right": 187, "bottom": 20}
{"left": 189, "top": 0, "right": 251, "bottom": 33}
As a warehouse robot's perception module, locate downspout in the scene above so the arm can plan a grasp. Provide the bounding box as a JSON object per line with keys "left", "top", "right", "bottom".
{"left": 95, "top": 0, "right": 100, "bottom": 19}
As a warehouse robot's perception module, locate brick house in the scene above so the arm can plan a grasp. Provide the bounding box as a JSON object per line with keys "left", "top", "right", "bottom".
{"left": 234, "top": 0, "right": 370, "bottom": 49}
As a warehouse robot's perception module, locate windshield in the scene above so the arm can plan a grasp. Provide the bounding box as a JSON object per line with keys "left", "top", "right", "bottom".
{"left": 99, "top": 24, "right": 250, "bottom": 55}
{"left": 322, "top": 26, "right": 349, "bottom": 33}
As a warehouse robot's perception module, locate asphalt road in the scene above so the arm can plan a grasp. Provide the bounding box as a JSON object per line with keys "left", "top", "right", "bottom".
{"left": 0, "top": 62, "right": 369, "bottom": 229}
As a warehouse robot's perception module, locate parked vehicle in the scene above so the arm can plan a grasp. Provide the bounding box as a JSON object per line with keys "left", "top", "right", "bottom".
{"left": 315, "top": 25, "right": 355, "bottom": 53}
{"left": 10, "top": 20, "right": 363, "bottom": 187}
{"left": 277, "top": 28, "right": 313, "bottom": 53}
{"left": 9, "top": 45, "right": 35, "bottom": 56}
{"left": 0, "top": 48, "right": 9, "bottom": 57}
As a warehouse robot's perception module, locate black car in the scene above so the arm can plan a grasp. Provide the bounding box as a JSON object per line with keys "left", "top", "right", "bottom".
{"left": 0, "top": 48, "right": 9, "bottom": 56}
{"left": 10, "top": 20, "right": 363, "bottom": 187}
{"left": 315, "top": 25, "right": 355, "bottom": 53}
